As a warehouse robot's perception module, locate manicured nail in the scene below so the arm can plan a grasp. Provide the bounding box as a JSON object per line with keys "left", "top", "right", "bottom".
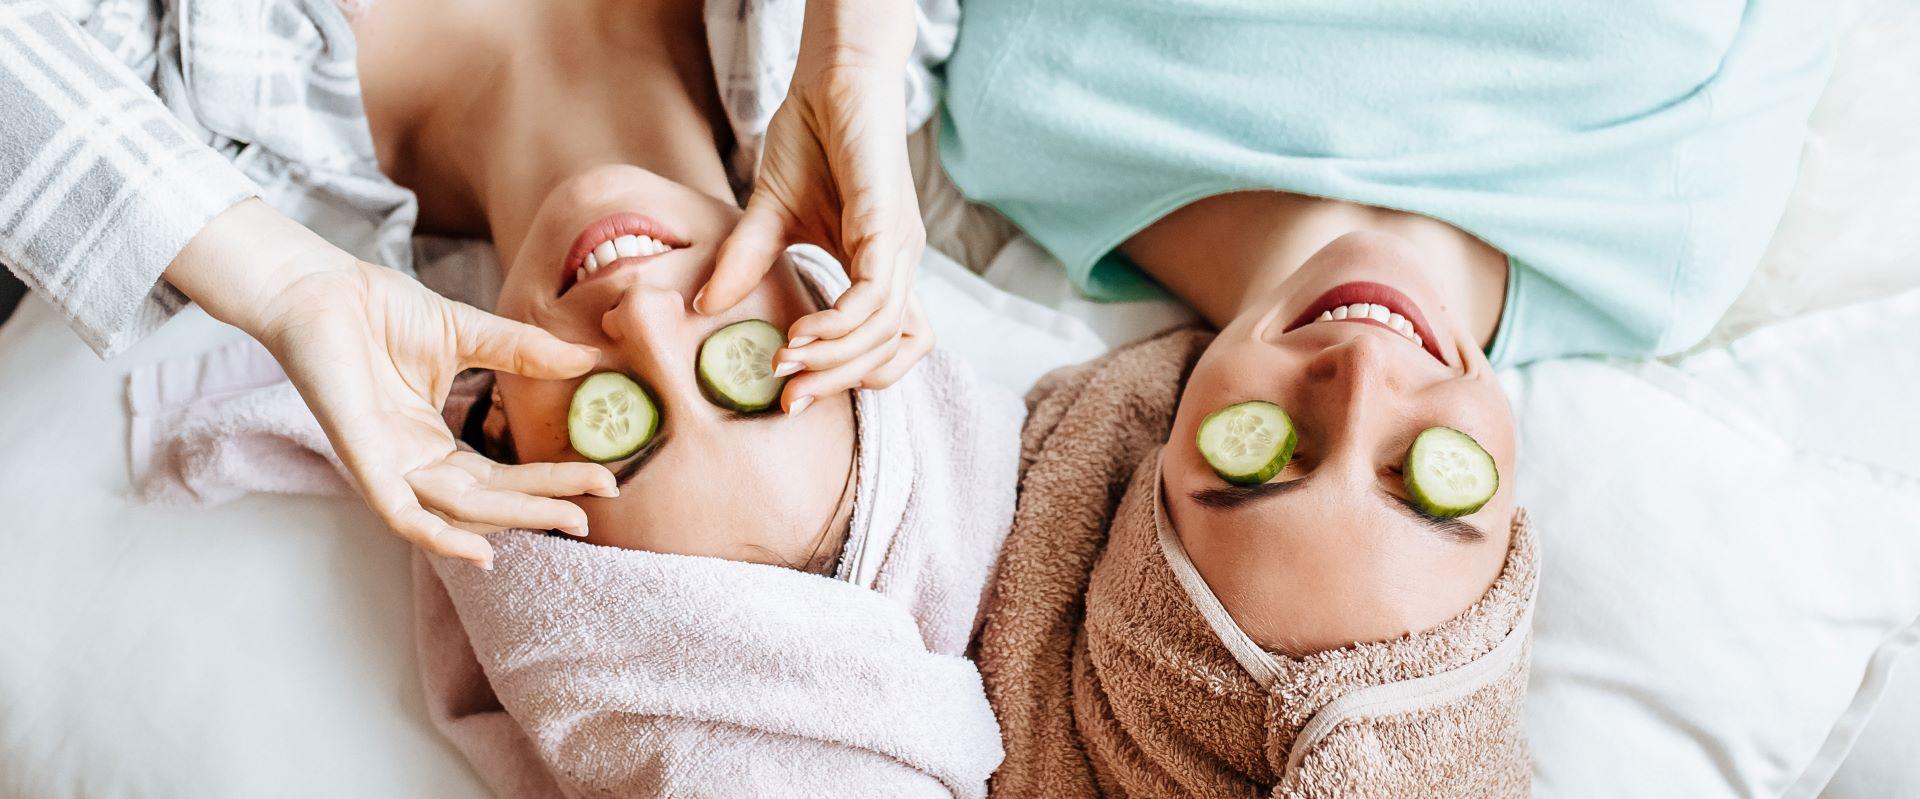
{"left": 587, "top": 485, "right": 619, "bottom": 498}
{"left": 562, "top": 526, "right": 588, "bottom": 538}
{"left": 479, "top": 558, "right": 495, "bottom": 572}
{"left": 692, "top": 288, "right": 708, "bottom": 313}
{"left": 788, "top": 335, "right": 816, "bottom": 348}
{"left": 787, "top": 395, "right": 813, "bottom": 416}
{"left": 773, "top": 361, "right": 802, "bottom": 378}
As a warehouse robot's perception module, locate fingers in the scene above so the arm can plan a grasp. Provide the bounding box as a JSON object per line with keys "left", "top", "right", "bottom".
{"left": 780, "top": 331, "right": 903, "bottom": 413}
{"left": 365, "top": 478, "right": 498, "bottom": 569}
{"left": 449, "top": 452, "right": 617, "bottom": 499}
{"left": 777, "top": 281, "right": 903, "bottom": 374}
{"left": 698, "top": 201, "right": 792, "bottom": 315}
{"left": 451, "top": 301, "right": 599, "bottom": 379}
{"left": 858, "top": 299, "right": 933, "bottom": 390}
{"left": 409, "top": 458, "right": 594, "bottom": 537}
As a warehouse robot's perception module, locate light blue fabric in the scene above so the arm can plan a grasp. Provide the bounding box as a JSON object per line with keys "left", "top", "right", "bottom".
{"left": 939, "top": 0, "right": 1835, "bottom": 365}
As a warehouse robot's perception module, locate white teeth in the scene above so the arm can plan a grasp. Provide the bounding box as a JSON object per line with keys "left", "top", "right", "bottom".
{"left": 583, "top": 252, "right": 598, "bottom": 273}
{"left": 593, "top": 240, "right": 617, "bottom": 266}
{"left": 1312, "top": 301, "right": 1424, "bottom": 347}
{"left": 614, "top": 236, "right": 642, "bottom": 258}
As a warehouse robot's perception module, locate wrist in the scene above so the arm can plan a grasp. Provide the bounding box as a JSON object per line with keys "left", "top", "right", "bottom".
{"left": 163, "top": 199, "right": 358, "bottom": 337}
{"left": 797, "top": 0, "right": 916, "bottom": 72}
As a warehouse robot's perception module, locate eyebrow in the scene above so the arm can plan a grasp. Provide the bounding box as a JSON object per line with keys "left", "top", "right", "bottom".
{"left": 1186, "top": 478, "right": 1488, "bottom": 544}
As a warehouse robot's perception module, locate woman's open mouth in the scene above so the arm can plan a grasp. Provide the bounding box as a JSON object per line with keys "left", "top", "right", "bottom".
{"left": 1283, "top": 281, "right": 1449, "bottom": 366}
{"left": 561, "top": 212, "right": 689, "bottom": 294}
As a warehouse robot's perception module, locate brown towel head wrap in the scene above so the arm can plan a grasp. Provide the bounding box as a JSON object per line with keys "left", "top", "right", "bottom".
{"left": 982, "top": 329, "right": 1536, "bottom": 798}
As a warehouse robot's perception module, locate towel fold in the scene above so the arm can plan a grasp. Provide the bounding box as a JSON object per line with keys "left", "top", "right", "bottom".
{"left": 418, "top": 316, "right": 1024, "bottom": 795}
{"left": 417, "top": 533, "right": 1005, "bottom": 798}
{"left": 127, "top": 338, "right": 349, "bottom": 506}
{"left": 979, "top": 328, "right": 1536, "bottom": 797}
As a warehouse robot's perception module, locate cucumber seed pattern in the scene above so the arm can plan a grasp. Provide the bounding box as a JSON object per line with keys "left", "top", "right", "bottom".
{"left": 583, "top": 391, "right": 635, "bottom": 440}
{"left": 723, "top": 335, "right": 775, "bottom": 385}
{"left": 1221, "top": 408, "right": 1275, "bottom": 460}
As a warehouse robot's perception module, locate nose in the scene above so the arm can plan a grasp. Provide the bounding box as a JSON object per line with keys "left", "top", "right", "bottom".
{"left": 600, "top": 282, "right": 691, "bottom": 345}
{"left": 598, "top": 284, "right": 697, "bottom": 409}
{"left": 1302, "top": 333, "right": 1398, "bottom": 463}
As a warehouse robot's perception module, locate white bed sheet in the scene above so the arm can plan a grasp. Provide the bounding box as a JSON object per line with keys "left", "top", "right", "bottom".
{"left": 6, "top": 0, "right": 1918, "bottom": 795}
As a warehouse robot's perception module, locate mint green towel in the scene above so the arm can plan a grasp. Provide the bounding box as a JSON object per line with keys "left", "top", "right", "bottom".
{"left": 940, "top": 0, "right": 1834, "bottom": 365}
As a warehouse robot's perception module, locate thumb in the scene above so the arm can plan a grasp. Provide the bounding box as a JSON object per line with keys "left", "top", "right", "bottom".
{"left": 698, "top": 200, "right": 791, "bottom": 315}
{"left": 451, "top": 302, "right": 598, "bottom": 379}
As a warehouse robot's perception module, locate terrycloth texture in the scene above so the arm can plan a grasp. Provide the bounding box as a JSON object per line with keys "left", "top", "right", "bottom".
{"left": 940, "top": 0, "right": 1836, "bottom": 366}
{"left": 409, "top": 247, "right": 1024, "bottom": 796}
{"left": 416, "top": 533, "right": 1007, "bottom": 799}
{"left": 127, "top": 337, "right": 348, "bottom": 505}
{"left": 979, "top": 329, "right": 1536, "bottom": 797}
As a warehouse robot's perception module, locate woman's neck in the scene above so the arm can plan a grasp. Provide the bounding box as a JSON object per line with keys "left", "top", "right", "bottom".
{"left": 1121, "top": 192, "right": 1508, "bottom": 347}
{"left": 354, "top": 0, "right": 734, "bottom": 265}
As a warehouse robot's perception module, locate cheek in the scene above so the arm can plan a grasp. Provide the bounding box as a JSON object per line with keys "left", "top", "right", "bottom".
{"left": 498, "top": 376, "right": 583, "bottom": 462}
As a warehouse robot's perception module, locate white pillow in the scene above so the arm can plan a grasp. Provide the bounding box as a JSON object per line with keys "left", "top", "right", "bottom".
{"left": 1506, "top": 289, "right": 1920, "bottom": 797}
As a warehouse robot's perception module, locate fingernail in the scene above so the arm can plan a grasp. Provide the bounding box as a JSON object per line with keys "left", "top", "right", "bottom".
{"left": 587, "top": 485, "right": 619, "bottom": 498}
{"left": 788, "top": 335, "right": 816, "bottom": 348}
{"left": 692, "top": 288, "right": 708, "bottom": 313}
{"left": 788, "top": 395, "right": 813, "bottom": 416}
{"left": 773, "top": 361, "right": 802, "bottom": 378}
{"left": 479, "top": 558, "right": 495, "bottom": 572}
{"left": 562, "top": 526, "right": 588, "bottom": 538}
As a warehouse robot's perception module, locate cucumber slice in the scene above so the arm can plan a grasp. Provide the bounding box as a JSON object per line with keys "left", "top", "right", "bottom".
{"left": 697, "top": 319, "right": 788, "bottom": 412}
{"left": 1404, "top": 426, "right": 1498, "bottom": 517}
{"left": 568, "top": 372, "right": 659, "bottom": 462}
{"left": 1196, "top": 401, "right": 1297, "bottom": 486}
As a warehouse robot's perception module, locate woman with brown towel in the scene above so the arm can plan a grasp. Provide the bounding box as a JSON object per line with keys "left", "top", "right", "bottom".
{"left": 928, "top": 0, "right": 1833, "bottom": 795}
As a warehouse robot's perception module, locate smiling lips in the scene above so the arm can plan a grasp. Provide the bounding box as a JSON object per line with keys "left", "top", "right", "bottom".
{"left": 561, "top": 212, "right": 688, "bottom": 293}
{"left": 1284, "top": 281, "right": 1450, "bottom": 365}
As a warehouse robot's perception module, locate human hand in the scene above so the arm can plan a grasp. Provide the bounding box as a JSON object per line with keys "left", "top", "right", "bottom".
{"left": 167, "top": 200, "right": 616, "bottom": 569}
{"left": 696, "top": 2, "right": 933, "bottom": 414}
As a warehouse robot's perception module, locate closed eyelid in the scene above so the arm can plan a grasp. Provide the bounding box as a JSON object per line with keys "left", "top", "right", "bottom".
{"left": 1381, "top": 489, "right": 1487, "bottom": 543}
{"left": 611, "top": 434, "right": 671, "bottom": 486}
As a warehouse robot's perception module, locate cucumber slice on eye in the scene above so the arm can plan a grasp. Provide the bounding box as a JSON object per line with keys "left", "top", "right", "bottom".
{"left": 697, "top": 319, "right": 788, "bottom": 412}
{"left": 568, "top": 372, "right": 659, "bottom": 463}
{"left": 1196, "top": 401, "right": 1297, "bottom": 486}
{"left": 1404, "top": 426, "right": 1498, "bottom": 518}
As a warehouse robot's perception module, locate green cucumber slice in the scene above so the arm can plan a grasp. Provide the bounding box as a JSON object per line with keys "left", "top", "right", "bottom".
{"left": 697, "top": 319, "right": 788, "bottom": 412}
{"left": 1404, "top": 426, "right": 1498, "bottom": 517}
{"left": 568, "top": 372, "right": 659, "bottom": 462}
{"left": 1196, "top": 401, "right": 1297, "bottom": 486}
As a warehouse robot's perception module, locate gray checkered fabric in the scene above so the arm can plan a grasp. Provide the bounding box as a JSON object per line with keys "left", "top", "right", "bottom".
{"left": 0, "top": 0, "right": 415, "bottom": 357}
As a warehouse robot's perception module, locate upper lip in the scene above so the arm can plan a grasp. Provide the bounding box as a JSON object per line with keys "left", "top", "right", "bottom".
{"left": 560, "top": 212, "right": 689, "bottom": 295}
{"left": 1282, "top": 281, "right": 1450, "bottom": 366}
